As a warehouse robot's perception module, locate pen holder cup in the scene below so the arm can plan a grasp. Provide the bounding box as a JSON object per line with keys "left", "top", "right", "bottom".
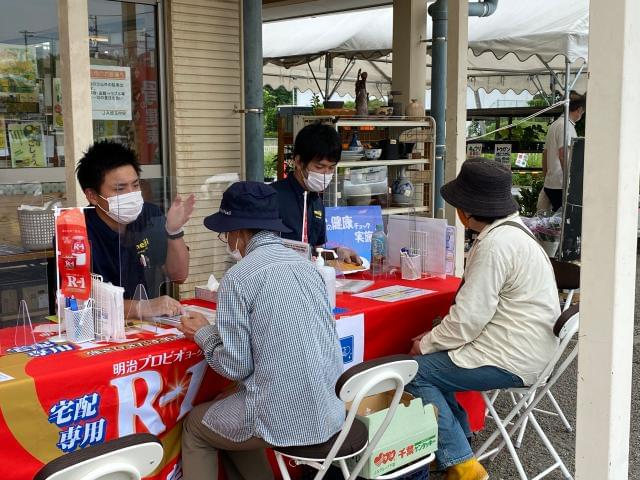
{"left": 65, "top": 306, "right": 95, "bottom": 343}
{"left": 401, "top": 255, "right": 422, "bottom": 281}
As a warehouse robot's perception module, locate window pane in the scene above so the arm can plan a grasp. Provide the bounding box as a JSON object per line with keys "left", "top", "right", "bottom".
{"left": 88, "top": 0, "right": 162, "bottom": 167}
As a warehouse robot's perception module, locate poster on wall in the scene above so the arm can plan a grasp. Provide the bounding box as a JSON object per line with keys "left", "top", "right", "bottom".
{"left": 53, "top": 78, "right": 64, "bottom": 130}
{"left": 8, "top": 122, "right": 46, "bottom": 167}
{"left": 90, "top": 65, "right": 132, "bottom": 120}
{"left": 0, "top": 43, "right": 38, "bottom": 94}
{"left": 0, "top": 118, "right": 8, "bottom": 156}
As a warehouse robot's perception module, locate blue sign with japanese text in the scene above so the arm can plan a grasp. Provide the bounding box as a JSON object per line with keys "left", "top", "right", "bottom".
{"left": 325, "top": 206, "right": 383, "bottom": 263}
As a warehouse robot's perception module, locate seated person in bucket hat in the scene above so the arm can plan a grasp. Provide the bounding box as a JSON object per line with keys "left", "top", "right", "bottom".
{"left": 406, "top": 160, "right": 560, "bottom": 480}
{"left": 177, "top": 181, "right": 344, "bottom": 480}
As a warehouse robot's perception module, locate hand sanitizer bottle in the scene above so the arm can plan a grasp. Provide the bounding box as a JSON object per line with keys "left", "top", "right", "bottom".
{"left": 315, "top": 248, "right": 337, "bottom": 310}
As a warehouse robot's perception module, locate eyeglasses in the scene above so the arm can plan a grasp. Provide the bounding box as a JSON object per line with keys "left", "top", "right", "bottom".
{"left": 217, "top": 232, "right": 228, "bottom": 244}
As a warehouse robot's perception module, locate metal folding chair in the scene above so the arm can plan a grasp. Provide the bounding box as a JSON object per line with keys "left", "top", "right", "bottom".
{"left": 274, "top": 354, "right": 433, "bottom": 480}
{"left": 476, "top": 304, "right": 579, "bottom": 480}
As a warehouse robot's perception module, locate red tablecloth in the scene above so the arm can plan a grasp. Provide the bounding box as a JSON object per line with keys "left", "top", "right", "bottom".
{"left": 0, "top": 327, "right": 227, "bottom": 479}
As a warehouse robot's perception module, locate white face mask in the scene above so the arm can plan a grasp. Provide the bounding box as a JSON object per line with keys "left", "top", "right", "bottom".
{"left": 304, "top": 170, "right": 333, "bottom": 192}
{"left": 99, "top": 190, "right": 144, "bottom": 225}
{"left": 225, "top": 237, "right": 243, "bottom": 261}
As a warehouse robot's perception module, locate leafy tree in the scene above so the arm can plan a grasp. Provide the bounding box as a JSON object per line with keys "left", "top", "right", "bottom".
{"left": 263, "top": 85, "right": 293, "bottom": 137}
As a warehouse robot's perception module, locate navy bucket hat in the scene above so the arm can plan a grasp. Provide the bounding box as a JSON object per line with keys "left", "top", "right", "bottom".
{"left": 204, "top": 181, "right": 291, "bottom": 233}
{"left": 440, "top": 159, "right": 519, "bottom": 217}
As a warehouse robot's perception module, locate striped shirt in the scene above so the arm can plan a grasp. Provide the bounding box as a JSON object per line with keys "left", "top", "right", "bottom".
{"left": 194, "top": 231, "right": 345, "bottom": 446}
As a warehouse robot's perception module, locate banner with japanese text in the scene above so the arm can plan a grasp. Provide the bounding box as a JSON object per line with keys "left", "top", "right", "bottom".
{"left": 325, "top": 206, "right": 383, "bottom": 263}
{"left": 0, "top": 329, "right": 226, "bottom": 480}
{"left": 91, "top": 66, "right": 132, "bottom": 121}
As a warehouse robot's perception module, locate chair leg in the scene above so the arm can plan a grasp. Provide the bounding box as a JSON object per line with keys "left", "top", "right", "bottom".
{"left": 526, "top": 411, "right": 573, "bottom": 479}
{"left": 275, "top": 452, "right": 294, "bottom": 480}
{"left": 515, "top": 394, "right": 533, "bottom": 449}
{"left": 546, "top": 391, "right": 573, "bottom": 432}
{"left": 338, "top": 459, "right": 351, "bottom": 480}
{"left": 476, "top": 393, "right": 529, "bottom": 480}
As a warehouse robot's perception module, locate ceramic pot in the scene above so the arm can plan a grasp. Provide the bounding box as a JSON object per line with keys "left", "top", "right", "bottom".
{"left": 391, "top": 167, "right": 414, "bottom": 206}
{"left": 405, "top": 99, "right": 424, "bottom": 117}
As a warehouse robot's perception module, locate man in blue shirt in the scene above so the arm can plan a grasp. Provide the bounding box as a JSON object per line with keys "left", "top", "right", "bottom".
{"left": 271, "top": 123, "right": 360, "bottom": 264}
{"left": 76, "top": 141, "right": 194, "bottom": 317}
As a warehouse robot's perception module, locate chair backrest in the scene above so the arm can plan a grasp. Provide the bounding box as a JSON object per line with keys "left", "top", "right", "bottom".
{"left": 34, "top": 433, "right": 163, "bottom": 480}
{"left": 320, "top": 354, "right": 419, "bottom": 480}
{"left": 335, "top": 353, "right": 419, "bottom": 402}
{"left": 551, "top": 259, "right": 580, "bottom": 291}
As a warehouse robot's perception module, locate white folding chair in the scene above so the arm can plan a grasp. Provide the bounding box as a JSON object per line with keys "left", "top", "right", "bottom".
{"left": 491, "top": 260, "right": 580, "bottom": 448}
{"left": 34, "top": 433, "right": 163, "bottom": 480}
{"left": 476, "top": 303, "right": 579, "bottom": 480}
{"left": 274, "top": 354, "right": 433, "bottom": 480}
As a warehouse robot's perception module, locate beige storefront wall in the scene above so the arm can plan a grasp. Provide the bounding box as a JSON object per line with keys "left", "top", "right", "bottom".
{"left": 166, "top": 0, "right": 243, "bottom": 296}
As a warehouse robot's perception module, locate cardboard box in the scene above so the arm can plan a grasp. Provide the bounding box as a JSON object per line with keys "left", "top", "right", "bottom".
{"left": 195, "top": 286, "right": 217, "bottom": 304}
{"left": 345, "top": 392, "right": 438, "bottom": 479}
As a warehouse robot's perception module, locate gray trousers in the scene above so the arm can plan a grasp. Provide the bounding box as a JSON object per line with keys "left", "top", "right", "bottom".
{"left": 181, "top": 401, "right": 275, "bottom": 480}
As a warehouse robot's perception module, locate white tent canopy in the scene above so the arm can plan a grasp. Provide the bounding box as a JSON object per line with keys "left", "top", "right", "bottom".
{"left": 263, "top": 0, "right": 589, "bottom": 96}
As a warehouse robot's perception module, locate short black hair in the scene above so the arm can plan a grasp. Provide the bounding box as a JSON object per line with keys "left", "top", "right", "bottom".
{"left": 76, "top": 141, "right": 141, "bottom": 192}
{"left": 293, "top": 123, "right": 342, "bottom": 167}
{"left": 569, "top": 93, "right": 586, "bottom": 112}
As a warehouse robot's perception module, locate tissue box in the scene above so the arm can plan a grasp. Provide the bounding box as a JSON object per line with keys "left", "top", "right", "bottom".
{"left": 195, "top": 286, "right": 217, "bottom": 304}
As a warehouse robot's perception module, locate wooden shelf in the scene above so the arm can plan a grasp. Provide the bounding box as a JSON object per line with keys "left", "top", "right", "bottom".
{"left": 339, "top": 159, "right": 430, "bottom": 168}
{"left": 383, "top": 206, "right": 431, "bottom": 215}
{"left": 0, "top": 250, "right": 53, "bottom": 265}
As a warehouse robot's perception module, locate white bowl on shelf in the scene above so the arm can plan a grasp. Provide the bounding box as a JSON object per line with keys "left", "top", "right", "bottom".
{"left": 364, "top": 148, "right": 382, "bottom": 160}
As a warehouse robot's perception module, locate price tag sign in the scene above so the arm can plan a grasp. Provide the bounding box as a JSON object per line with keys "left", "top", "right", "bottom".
{"left": 515, "top": 152, "right": 529, "bottom": 168}
{"left": 494, "top": 143, "right": 512, "bottom": 166}
{"left": 466, "top": 143, "right": 483, "bottom": 158}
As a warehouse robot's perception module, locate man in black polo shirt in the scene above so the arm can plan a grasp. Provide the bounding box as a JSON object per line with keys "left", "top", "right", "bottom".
{"left": 271, "top": 123, "right": 360, "bottom": 264}
{"left": 76, "top": 141, "right": 194, "bottom": 317}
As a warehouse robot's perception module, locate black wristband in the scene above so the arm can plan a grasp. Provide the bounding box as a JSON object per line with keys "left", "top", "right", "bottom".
{"left": 168, "top": 230, "right": 185, "bottom": 240}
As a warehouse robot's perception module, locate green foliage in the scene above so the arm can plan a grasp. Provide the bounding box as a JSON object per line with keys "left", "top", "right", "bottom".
{"left": 516, "top": 178, "right": 544, "bottom": 217}
{"left": 263, "top": 86, "right": 293, "bottom": 137}
{"left": 264, "top": 153, "right": 278, "bottom": 181}
{"left": 311, "top": 93, "right": 322, "bottom": 113}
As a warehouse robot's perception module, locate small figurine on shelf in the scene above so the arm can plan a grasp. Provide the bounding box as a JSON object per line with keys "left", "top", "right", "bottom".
{"left": 355, "top": 69, "right": 368, "bottom": 116}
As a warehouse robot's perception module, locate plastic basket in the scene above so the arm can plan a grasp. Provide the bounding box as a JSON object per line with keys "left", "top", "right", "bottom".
{"left": 17, "top": 207, "right": 55, "bottom": 251}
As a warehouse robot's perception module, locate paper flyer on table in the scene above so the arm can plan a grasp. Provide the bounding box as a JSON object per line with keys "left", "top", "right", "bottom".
{"left": 335, "top": 313, "right": 364, "bottom": 371}
{"left": 354, "top": 285, "right": 436, "bottom": 303}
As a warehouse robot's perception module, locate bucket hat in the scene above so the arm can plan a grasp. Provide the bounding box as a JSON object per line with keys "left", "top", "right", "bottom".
{"left": 440, "top": 159, "right": 519, "bottom": 217}
{"left": 204, "top": 181, "right": 292, "bottom": 233}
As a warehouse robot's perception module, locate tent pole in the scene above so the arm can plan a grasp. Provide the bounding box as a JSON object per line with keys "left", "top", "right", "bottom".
{"left": 243, "top": 0, "right": 264, "bottom": 182}
{"left": 324, "top": 54, "right": 333, "bottom": 103}
{"left": 561, "top": 58, "right": 570, "bottom": 208}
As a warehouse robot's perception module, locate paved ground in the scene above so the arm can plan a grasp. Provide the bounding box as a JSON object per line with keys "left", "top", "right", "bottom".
{"left": 429, "top": 253, "right": 640, "bottom": 480}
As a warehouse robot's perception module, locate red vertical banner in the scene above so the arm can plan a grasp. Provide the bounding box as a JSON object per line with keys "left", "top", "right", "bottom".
{"left": 55, "top": 209, "right": 92, "bottom": 301}
{"left": 132, "top": 51, "right": 159, "bottom": 165}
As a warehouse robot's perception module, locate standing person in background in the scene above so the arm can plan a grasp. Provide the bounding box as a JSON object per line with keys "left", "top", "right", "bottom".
{"left": 271, "top": 123, "right": 361, "bottom": 265}
{"left": 542, "top": 92, "right": 586, "bottom": 211}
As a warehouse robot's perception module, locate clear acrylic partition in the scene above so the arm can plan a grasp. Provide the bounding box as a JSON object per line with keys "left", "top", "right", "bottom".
{"left": 0, "top": 181, "right": 60, "bottom": 353}
{"left": 0, "top": 0, "right": 64, "bottom": 352}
